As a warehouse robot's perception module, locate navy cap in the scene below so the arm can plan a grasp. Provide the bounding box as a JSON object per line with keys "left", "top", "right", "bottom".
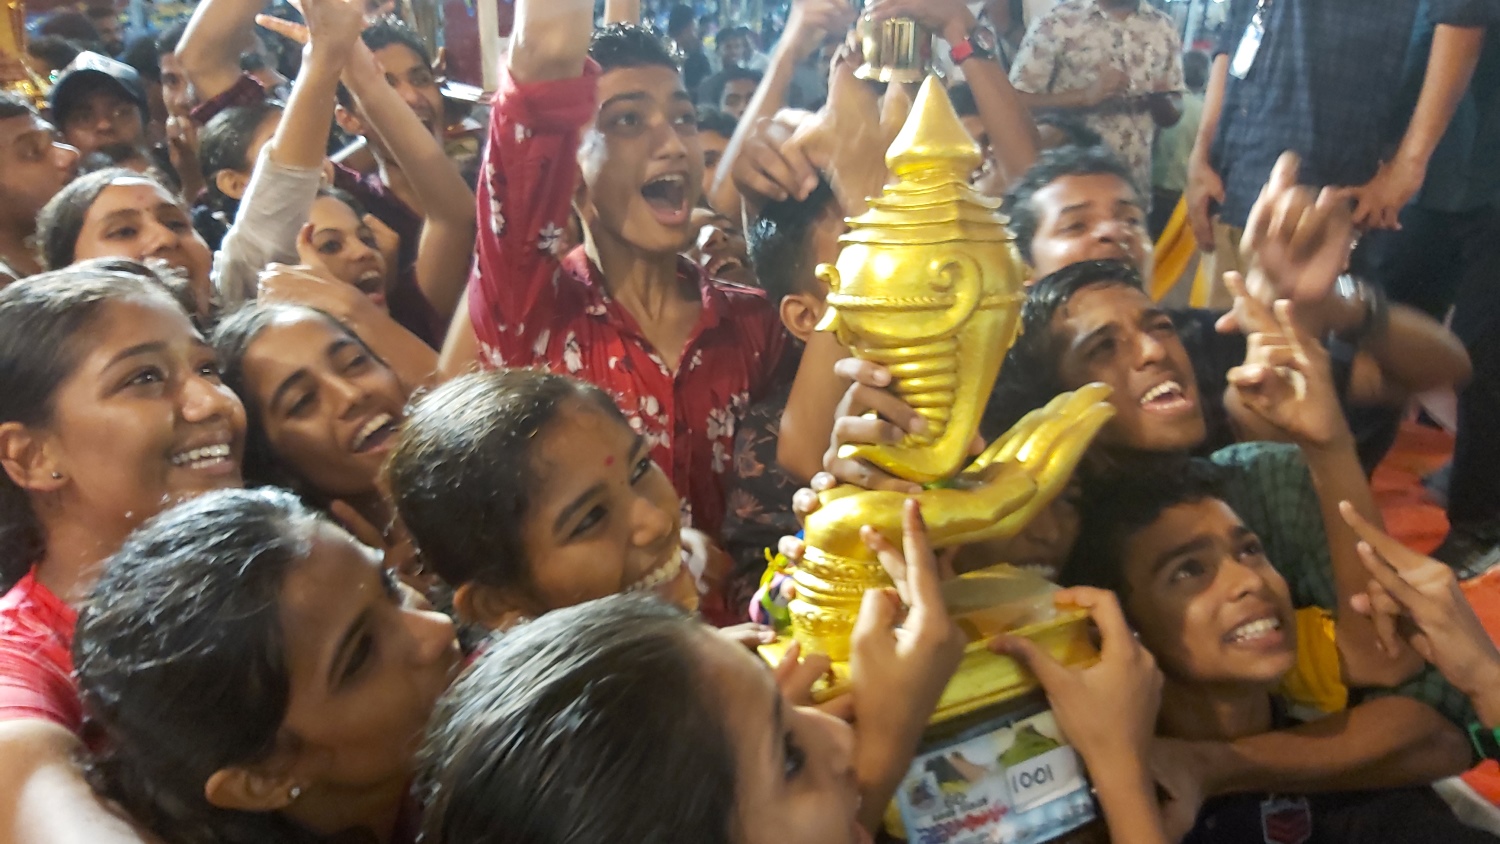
{"left": 49, "top": 51, "right": 150, "bottom": 126}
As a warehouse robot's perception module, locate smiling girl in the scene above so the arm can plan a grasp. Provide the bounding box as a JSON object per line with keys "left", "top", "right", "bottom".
{"left": 74, "top": 488, "right": 459, "bottom": 844}
{"left": 0, "top": 261, "right": 247, "bottom": 843}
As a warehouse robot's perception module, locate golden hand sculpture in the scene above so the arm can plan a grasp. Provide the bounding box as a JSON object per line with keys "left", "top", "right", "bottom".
{"left": 790, "top": 77, "right": 1115, "bottom": 661}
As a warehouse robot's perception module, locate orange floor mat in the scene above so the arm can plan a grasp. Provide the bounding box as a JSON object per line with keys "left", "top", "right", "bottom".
{"left": 1372, "top": 422, "right": 1500, "bottom": 802}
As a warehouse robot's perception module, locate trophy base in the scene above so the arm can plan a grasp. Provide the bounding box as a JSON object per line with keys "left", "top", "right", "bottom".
{"left": 759, "top": 568, "right": 1104, "bottom": 841}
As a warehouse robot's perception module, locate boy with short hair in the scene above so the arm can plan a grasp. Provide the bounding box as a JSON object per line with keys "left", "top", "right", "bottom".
{"left": 449, "top": 0, "right": 785, "bottom": 580}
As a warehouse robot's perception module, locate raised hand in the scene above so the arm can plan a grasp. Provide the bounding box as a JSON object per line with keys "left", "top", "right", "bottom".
{"left": 1237, "top": 152, "right": 1355, "bottom": 325}
{"left": 785, "top": 42, "right": 892, "bottom": 217}
{"left": 1225, "top": 298, "right": 1349, "bottom": 450}
{"left": 784, "top": 0, "right": 857, "bottom": 59}
{"left": 258, "top": 261, "right": 380, "bottom": 322}
{"left": 849, "top": 499, "right": 967, "bottom": 828}
{"left": 1341, "top": 502, "right": 1500, "bottom": 713}
{"left": 257, "top": 0, "right": 367, "bottom": 65}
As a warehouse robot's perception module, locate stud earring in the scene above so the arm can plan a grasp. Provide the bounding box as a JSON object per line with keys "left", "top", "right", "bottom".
{"left": 288, "top": 785, "right": 303, "bottom": 802}
{"left": 50, "top": 471, "right": 61, "bottom": 479}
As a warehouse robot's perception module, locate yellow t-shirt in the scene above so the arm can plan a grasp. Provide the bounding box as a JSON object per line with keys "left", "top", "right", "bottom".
{"left": 1277, "top": 607, "right": 1349, "bottom": 715}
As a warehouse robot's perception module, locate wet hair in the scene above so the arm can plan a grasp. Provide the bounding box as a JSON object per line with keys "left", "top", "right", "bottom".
{"left": 1060, "top": 457, "right": 1226, "bottom": 599}
{"left": 198, "top": 102, "right": 283, "bottom": 223}
{"left": 419, "top": 594, "right": 736, "bottom": 844}
{"left": 386, "top": 369, "right": 626, "bottom": 597}
{"left": 696, "top": 106, "right": 737, "bottom": 138}
{"left": 981, "top": 259, "right": 1144, "bottom": 438}
{"left": 0, "top": 262, "right": 187, "bottom": 589}
{"left": 667, "top": 4, "right": 697, "bottom": 37}
{"left": 0, "top": 91, "right": 36, "bottom": 121}
{"left": 747, "top": 178, "right": 837, "bottom": 303}
{"left": 1001, "top": 145, "right": 1138, "bottom": 264}
{"left": 211, "top": 302, "right": 384, "bottom": 501}
{"left": 156, "top": 20, "right": 189, "bottom": 56}
{"left": 74, "top": 488, "right": 330, "bottom": 844}
{"left": 35, "top": 167, "right": 180, "bottom": 270}
{"left": 27, "top": 36, "right": 82, "bottom": 74}
{"left": 335, "top": 17, "right": 433, "bottom": 108}
{"left": 590, "top": 23, "right": 681, "bottom": 74}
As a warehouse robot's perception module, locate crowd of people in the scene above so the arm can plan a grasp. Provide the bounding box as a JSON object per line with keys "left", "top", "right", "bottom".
{"left": 0, "top": 0, "right": 1498, "bottom": 841}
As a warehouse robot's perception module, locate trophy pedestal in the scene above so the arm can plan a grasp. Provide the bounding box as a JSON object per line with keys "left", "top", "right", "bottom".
{"left": 765, "top": 568, "right": 1107, "bottom": 843}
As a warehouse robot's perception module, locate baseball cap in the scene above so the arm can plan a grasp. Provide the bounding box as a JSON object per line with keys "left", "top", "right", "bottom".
{"left": 49, "top": 51, "right": 149, "bottom": 127}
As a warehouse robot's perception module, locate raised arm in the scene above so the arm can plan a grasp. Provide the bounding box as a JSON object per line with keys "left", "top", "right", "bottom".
{"left": 867, "top": 0, "right": 1040, "bottom": 186}
{"left": 343, "top": 38, "right": 477, "bottom": 321}
{"left": 0, "top": 721, "right": 155, "bottom": 844}
{"left": 1225, "top": 295, "right": 1423, "bottom": 687}
{"left": 708, "top": 0, "right": 854, "bottom": 218}
{"left": 216, "top": 3, "right": 355, "bottom": 304}
{"left": 175, "top": 0, "right": 264, "bottom": 102}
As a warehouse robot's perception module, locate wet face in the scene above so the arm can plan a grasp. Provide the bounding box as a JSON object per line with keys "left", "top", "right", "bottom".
{"left": 579, "top": 65, "right": 702, "bottom": 256}
{"left": 1026, "top": 173, "right": 1152, "bottom": 279}
{"left": 519, "top": 400, "right": 696, "bottom": 613}
{"left": 700, "top": 129, "right": 729, "bottom": 199}
{"left": 60, "top": 86, "right": 144, "bottom": 157}
{"left": 696, "top": 629, "right": 868, "bottom": 844}
{"left": 1119, "top": 499, "right": 1296, "bottom": 687}
{"left": 371, "top": 43, "right": 443, "bottom": 140}
{"left": 71, "top": 178, "right": 214, "bottom": 312}
{"left": 158, "top": 51, "right": 194, "bottom": 115}
{"left": 241, "top": 311, "right": 407, "bottom": 500}
{"left": 719, "top": 78, "right": 757, "bottom": 121}
{"left": 41, "top": 296, "right": 245, "bottom": 539}
{"left": 690, "top": 207, "right": 752, "bottom": 285}
{"left": 1051, "top": 284, "right": 1206, "bottom": 452}
{"left": 298, "top": 196, "right": 389, "bottom": 309}
{"left": 277, "top": 525, "right": 460, "bottom": 792}
{"left": 0, "top": 113, "right": 78, "bottom": 226}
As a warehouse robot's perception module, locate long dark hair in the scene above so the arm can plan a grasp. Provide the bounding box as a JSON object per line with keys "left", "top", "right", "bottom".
{"left": 385, "top": 369, "right": 626, "bottom": 598}
{"left": 0, "top": 262, "right": 187, "bottom": 590}
{"left": 419, "top": 594, "right": 736, "bottom": 844}
{"left": 73, "top": 488, "right": 328, "bottom": 844}
{"left": 198, "top": 102, "right": 284, "bottom": 226}
{"left": 211, "top": 301, "right": 387, "bottom": 504}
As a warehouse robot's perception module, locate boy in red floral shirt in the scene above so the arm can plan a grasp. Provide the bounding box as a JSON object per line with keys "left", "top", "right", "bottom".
{"left": 444, "top": 0, "right": 785, "bottom": 545}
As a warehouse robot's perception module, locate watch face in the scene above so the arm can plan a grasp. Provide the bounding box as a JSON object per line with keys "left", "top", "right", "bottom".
{"left": 972, "top": 26, "right": 997, "bottom": 51}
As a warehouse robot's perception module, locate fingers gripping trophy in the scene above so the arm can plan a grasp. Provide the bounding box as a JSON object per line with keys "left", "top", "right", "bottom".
{"left": 790, "top": 77, "right": 1115, "bottom": 666}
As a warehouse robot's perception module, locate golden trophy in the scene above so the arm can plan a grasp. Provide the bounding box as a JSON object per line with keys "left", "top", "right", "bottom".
{"left": 0, "top": 0, "right": 49, "bottom": 110}
{"left": 853, "top": 0, "right": 931, "bottom": 83}
{"left": 783, "top": 77, "right": 1115, "bottom": 842}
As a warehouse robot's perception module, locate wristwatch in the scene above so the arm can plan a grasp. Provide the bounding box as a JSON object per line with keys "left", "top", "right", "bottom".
{"left": 1469, "top": 723, "right": 1500, "bottom": 760}
{"left": 949, "top": 24, "right": 997, "bottom": 65}
{"left": 1330, "top": 273, "right": 1390, "bottom": 348}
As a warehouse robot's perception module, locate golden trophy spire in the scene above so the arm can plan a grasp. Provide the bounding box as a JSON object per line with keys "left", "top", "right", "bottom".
{"left": 792, "top": 77, "right": 1115, "bottom": 663}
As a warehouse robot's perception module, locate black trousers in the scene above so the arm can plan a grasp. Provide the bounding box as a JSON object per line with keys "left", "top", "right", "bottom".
{"left": 1354, "top": 203, "right": 1500, "bottom": 525}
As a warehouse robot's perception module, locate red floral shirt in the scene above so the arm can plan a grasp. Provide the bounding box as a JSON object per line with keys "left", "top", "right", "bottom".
{"left": 466, "top": 61, "right": 785, "bottom": 541}
{"left": 0, "top": 570, "right": 80, "bottom": 732}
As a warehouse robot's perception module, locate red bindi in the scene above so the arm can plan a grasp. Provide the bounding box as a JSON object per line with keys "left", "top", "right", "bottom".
{"left": 604, "top": 455, "right": 615, "bottom": 467}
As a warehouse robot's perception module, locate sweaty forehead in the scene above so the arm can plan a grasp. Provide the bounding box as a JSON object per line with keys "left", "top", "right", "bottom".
{"left": 1035, "top": 173, "right": 1139, "bottom": 216}
{"left": 596, "top": 64, "right": 688, "bottom": 105}
{"left": 1055, "top": 282, "right": 1151, "bottom": 333}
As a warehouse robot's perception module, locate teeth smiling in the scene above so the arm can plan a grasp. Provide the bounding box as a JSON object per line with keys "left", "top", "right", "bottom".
{"left": 1228, "top": 617, "right": 1281, "bottom": 643}
{"left": 353, "top": 413, "right": 394, "bottom": 451}
{"left": 627, "top": 551, "right": 683, "bottom": 594}
{"left": 171, "top": 443, "right": 231, "bottom": 467}
{"left": 1140, "top": 380, "right": 1183, "bottom": 405}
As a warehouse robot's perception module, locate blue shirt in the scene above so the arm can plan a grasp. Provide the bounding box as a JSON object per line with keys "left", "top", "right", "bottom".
{"left": 1404, "top": 0, "right": 1500, "bottom": 213}
{"left": 1210, "top": 0, "right": 1421, "bottom": 228}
